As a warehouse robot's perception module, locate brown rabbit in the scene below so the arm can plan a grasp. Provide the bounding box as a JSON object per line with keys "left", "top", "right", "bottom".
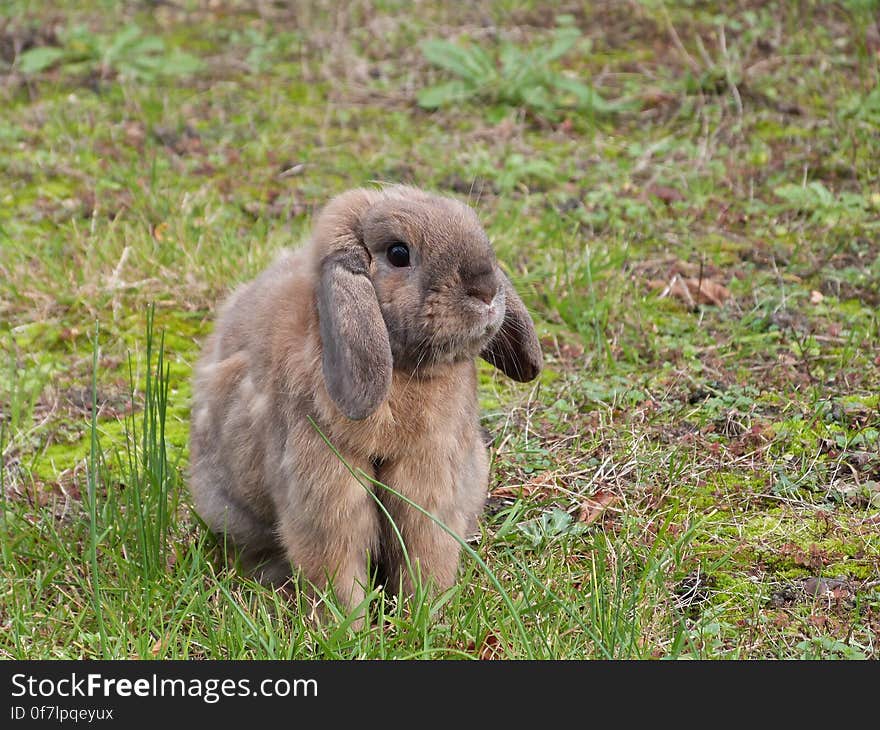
{"left": 189, "top": 185, "right": 541, "bottom": 615}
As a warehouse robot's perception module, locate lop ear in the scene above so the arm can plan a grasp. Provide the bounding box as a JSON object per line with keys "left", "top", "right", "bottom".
{"left": 314, "top": 191, "right": 393, "bottom": 420}
{"left": 481, "top": 271, "right": 542, "bottom": 382}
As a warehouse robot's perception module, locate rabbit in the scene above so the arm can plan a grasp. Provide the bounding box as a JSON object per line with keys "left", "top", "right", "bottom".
{"left": 188, "top": 185, "right": 542, "bottom": 616}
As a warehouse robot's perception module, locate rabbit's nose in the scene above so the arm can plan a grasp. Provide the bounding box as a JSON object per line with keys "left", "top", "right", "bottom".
{"left": 465, "top": 270, "right": 498, "bottom": 305}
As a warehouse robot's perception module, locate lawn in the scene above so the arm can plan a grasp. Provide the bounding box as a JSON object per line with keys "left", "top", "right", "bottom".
{"left": 1, "top": 0, "right": 878, "bottom": 659}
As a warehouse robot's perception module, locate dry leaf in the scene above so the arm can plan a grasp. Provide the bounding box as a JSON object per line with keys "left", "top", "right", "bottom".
{"left": 122, "top": 120, "right": 146, "bottom": 148}
{"left": 539, "top": 335, "right": 584, "bottom": 363}
{"left": 689, "top": 277, "right": 732, "bottom": 305}
{"left": 803, "top": 577, "right": 851, "bottom": 600}
{"left": 645, "top": 184, "right": 685, "bottom": 204}
{"left": 479, "top": 632, "right": 504, "bottom": 660}
{"left": 490, "top": 484, "right": 532, "bottom": 499}
{"left": 653, "top": 274, "right": 732, "bottom": 307}
{"left": 491, "top": 471, "right": 557, "bottom": 499}
{"left": 559, "top": 342, "right": 584, "bottom": 361}
{"left": 578, "top": 488, "right": 619, "bottom": 524}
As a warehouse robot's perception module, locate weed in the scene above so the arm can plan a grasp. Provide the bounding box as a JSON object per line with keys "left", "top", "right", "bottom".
{"left": 418, "top": 17, "right": 624, "bottom": 121}
{"left": 15, "top": 24, "right": 203, "bottom": 81}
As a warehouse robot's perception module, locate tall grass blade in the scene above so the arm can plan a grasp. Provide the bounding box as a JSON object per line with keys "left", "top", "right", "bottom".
{"left": 87, "top": 321, "right": 108, "bottom": 656}
{"left": 120, "top": 305, "right": 176, "bottom": 581}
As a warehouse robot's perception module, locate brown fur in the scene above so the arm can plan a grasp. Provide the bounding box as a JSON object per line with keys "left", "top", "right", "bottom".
{"left": 189, "top": 186, "right": 541, "bottom": 617}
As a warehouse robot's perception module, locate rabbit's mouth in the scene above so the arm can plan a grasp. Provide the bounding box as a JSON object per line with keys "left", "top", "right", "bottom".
{"left": 471, "top": 289, "right": 506, "bottom": 340}
{"left": 387, "top": 289, "right": 506, "bottom": 371}
{"left": 412, "top": 316, "right": 503, "bottom": 369}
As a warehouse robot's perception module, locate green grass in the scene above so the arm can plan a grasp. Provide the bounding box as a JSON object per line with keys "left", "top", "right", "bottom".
{"left": 1, "top": 0, "right": 879, "bottom": 659}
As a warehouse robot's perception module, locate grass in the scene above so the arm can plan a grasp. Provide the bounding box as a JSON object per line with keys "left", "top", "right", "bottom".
{"left": 1, "top": 0, "right": 879, "bottom": 659}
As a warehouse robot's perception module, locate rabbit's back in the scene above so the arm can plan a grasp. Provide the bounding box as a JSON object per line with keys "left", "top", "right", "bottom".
{"left": 189, "top": 248, "right": 319, "bottom": 549}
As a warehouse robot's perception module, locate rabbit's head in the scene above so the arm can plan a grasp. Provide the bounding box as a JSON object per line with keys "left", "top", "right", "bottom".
{"left": 312, "top": 186, "right": 542, "bottom": 420}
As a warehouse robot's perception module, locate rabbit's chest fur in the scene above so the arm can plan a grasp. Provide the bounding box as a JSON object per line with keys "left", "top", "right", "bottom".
{"left": 314, "top": 364, "right": 480, "bottom": 463}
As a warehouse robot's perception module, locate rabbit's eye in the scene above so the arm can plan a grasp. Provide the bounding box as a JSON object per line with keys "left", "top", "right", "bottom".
{"left": 387, "top": 243, "right": 411, "bottom": 268}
